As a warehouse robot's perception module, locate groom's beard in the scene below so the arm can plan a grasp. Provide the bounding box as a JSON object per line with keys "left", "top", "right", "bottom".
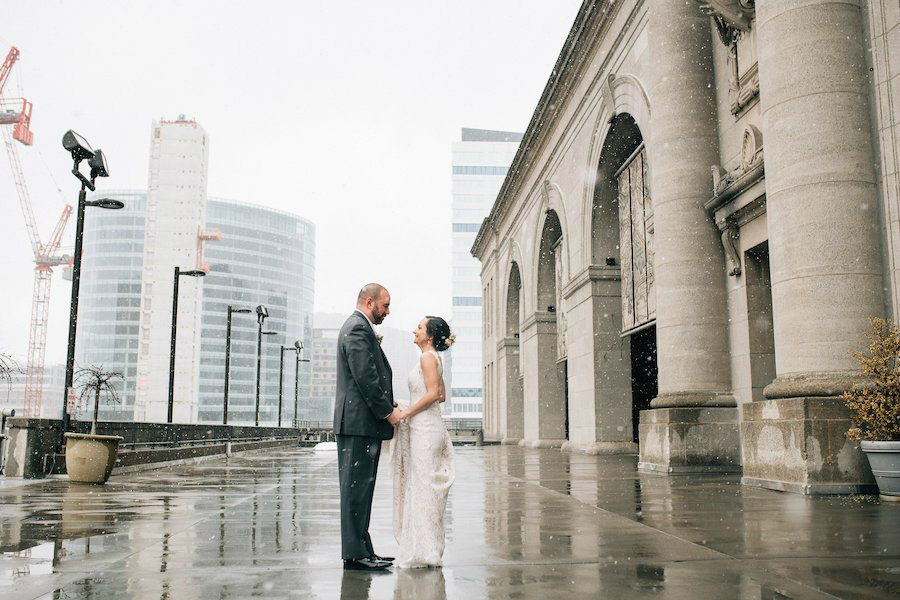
{"left": 372, "top": 311, "right": 386, "bottom": 325}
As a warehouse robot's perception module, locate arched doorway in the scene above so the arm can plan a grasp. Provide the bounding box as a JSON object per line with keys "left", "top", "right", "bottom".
{"left": 592, "top": 113, "right": 658, "bottom": 444}
{"left": 522, "top": 209, "right": 568, "bottom": 446}
{"left": 501, "top": 261, "right": 524, "bottom": 443}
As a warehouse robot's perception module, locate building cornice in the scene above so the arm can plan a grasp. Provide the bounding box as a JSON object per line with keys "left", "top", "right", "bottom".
{"left": 471, "top": 0, "right": 624, "bottom": 259}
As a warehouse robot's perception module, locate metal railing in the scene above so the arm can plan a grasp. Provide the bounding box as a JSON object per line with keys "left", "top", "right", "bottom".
{"left": 120, "top": 434, "right": 289, "bottom": 451}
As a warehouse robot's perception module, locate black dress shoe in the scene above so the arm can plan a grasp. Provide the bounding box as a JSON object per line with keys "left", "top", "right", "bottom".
{"left": 374, "top": 554, "right": 394, "bottom": 562}
{"left": 343, "top": 557, "right": 391, "bottom": 570}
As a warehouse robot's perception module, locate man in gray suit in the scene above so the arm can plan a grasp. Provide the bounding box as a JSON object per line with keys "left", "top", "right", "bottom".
{"left": 333, "top": 283, "right": 403, "bottom": 570}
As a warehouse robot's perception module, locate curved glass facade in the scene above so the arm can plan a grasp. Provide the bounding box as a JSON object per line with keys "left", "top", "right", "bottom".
{"left": 77, "top": 190, "right": 147, "bottom": 420}
{"left": 200, "top": 199, "right": 315, "bottom": 424}
{"left": 76, "top": 189, "right": 316, "bottom": 424}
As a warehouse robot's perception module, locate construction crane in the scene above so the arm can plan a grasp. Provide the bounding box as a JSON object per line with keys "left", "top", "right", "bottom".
{"left": 0, "top": 46, "right": 73, "bottom": 417}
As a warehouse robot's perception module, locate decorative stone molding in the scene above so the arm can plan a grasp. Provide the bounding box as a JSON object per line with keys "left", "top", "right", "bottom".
{"left": 708, "top": 125, "right": 764, "bottom": 208}
{"left": 698, "top": 1, "right": 758, "bottom": 115}
{"left": 721, "top": 222, "right": 742, "bottom": 276}
{"left": 697, "top": 1, "right": 754, "bottom": 37}
{"left": 729, "top": 60, "right": 759, "bottom": 116}
{"left": 561, "top": 265, "right": 620, "bottom": 300}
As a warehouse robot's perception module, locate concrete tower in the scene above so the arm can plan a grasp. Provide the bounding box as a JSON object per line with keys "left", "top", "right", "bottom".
{"left": 134, "top": 116, "right": 209, "bottom": 423}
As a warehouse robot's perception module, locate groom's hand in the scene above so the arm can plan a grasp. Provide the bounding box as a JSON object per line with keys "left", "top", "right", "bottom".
{"left": 386, "top": 408, "right": 403, "bottom": 425}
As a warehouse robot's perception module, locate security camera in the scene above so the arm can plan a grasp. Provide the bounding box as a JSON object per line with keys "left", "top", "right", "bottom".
{"left": 256, "top": 305, "right": 269, "bottom": 323}
{"left": 89, "top": 148, "right": 109, "bottom": 179}
{"left": 62, "top": 130, "right": 95, "bottom": 161}
{"left": 294, "top": 340, "right": 304, "bottom": 351}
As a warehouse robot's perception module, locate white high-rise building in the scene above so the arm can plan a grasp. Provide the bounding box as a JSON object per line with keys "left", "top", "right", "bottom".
{"left": 450, "top": 128, "right": 521, "bottom": 419}
{"left": 134, "top": 116, "right": 210, "bottom": 423}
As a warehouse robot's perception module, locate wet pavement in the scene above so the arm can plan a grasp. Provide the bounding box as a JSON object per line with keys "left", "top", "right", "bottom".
{"left": 0, "top": 445, "right": 898, "bottom": 599}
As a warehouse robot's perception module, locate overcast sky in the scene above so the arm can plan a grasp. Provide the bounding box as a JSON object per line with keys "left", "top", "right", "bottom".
{"left": 0, "top": 0, "right": 582, "bottom": 362}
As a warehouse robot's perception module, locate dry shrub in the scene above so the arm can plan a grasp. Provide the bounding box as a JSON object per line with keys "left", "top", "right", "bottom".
{"left": 843, "top": 318, "right": 900, "bottom": 441}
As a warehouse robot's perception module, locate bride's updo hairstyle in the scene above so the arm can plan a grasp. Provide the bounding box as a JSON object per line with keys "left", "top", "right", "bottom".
{"left": 425, "top": 316, "right": 453, "bottom": 352}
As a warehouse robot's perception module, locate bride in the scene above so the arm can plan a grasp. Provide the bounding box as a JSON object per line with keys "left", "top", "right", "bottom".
{"left": 391, "top": 315, "right": 455, "bottom": 568}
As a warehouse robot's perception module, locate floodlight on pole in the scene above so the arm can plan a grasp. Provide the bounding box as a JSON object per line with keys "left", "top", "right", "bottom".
{"left": 58, "top": 130, "right": 117, "bottom": 452}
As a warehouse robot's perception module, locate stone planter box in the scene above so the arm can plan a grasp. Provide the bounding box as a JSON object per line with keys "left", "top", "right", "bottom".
{"left": 64, "top": 432, "right": 123, "bottom": 484}
{"left": 861, "top": 440, "right": 900, "bottom": 501}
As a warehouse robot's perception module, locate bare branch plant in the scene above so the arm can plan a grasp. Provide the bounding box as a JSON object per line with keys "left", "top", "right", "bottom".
{"left": 74, "top": 365, "right": 123, "bottom": 435}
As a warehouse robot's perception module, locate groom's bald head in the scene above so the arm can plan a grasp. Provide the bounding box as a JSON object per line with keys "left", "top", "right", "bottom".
{"left": 357, "top": 283, "right": 386, "bottom": 304}
{"left": 357, "top": 283, "right": 390, "bottom": 324}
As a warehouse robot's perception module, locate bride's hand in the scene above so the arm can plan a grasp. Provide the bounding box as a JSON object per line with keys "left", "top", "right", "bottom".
{"left": 398, "top": 409, "right": 410, "bottom": 421}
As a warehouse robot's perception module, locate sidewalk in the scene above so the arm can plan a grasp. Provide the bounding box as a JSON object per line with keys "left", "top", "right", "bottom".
{"left": 1, "top": 445, "right": 897, "bottom": 599}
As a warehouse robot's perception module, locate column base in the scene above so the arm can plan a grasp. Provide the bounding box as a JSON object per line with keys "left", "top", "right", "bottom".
{"left": 562, "top": 441, "right": 638, "bottom": 455}
{"left": 501, "top": 437, "right": 522, "bottom": 445}
{"left": 741, "top": 396, "right": 876, "bottom": 495}
{"left": 638, "top": 407, "right": 741, "bottom": 473}
{"left": 521, "top": 438, "right": 567, "bottom": 449}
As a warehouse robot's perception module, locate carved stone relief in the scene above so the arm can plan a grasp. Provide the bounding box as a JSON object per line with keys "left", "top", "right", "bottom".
{"left": 698, "top": 1, "right": 758, "bottom": 115}
{"left": 711, "top": 125, "right": 764, "bottom": 198}
{"left": 721, "top": 223, "right": 742, "bottom": 277}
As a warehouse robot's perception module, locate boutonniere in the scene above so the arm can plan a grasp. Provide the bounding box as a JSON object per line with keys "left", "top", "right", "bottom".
{"left": 375, "top": 333, "right": 384, "bottom": 345}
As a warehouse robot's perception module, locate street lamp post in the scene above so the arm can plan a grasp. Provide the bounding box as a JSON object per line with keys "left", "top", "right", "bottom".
{"left": 167, "top": 266, "right": 206, "bottom": 423}
{"left": 59, "top": 131, "right": 119, "bottom": 450}
{"left": 278, "top": 346, "right": 290, "bottom": 427}
{"left": 223, "top": 305, "right": 251, "bottom": 425}
{"left": 254, "top": 305, "right": 279, "bottom": 426}
{"left": 293, "top": 340, "right": 309, "bottom": 428}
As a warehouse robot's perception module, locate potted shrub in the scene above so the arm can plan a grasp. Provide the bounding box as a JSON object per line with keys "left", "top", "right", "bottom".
{"left": 843, "top": 318, "right": 900, "bottom": 500}
{"left": 64, "top": 365, "right": 124, "bottom": 484}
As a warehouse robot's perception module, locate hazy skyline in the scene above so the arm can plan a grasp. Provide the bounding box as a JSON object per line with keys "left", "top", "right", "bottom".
{"left": 0, "top": 1, "right": 582, "bottom": 363}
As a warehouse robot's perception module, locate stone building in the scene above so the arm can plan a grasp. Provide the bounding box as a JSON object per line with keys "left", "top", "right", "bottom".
{"left": 472, "top": 0, "right": 899, "bottom": 494}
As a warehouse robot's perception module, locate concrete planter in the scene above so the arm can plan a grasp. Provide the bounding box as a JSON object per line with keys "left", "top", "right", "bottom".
{"left": 64, "top": 432, "right": 123, "bottom": 484}
{"left": 860, "top": 440, "right": 900, "bottom": 500}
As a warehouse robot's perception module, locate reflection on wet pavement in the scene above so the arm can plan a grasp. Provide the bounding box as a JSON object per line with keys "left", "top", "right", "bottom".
{"left": 0, "top": 446, "right": 897, "bottom": 599}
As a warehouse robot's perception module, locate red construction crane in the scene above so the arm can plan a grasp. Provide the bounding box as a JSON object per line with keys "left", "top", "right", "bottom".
{"left": 0, "top": 46, "right": 73, "bottom": 417}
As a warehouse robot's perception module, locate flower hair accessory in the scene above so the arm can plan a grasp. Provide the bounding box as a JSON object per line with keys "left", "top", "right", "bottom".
{"left": 445, "top": 331, "right": 456, "bottom": 348}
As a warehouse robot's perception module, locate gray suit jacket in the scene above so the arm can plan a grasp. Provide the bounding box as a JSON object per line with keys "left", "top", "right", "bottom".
{"left": 332, "top": 311, "right": 395, "bottom": 439}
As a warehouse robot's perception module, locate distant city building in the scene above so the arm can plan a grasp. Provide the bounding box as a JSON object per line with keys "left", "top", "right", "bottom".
{"left": 77, "top": 190, "right": 146, "bottom": 420}
{"left": 199, "top": 200, "right": 315, "bottom": 425}
{"left": 450, "top": 128, "right": 521, "bottom": 419}
{"left": 0, "top": 362, "right": 64, "bottom": 418}
{"left": 76, "top": 191, "right": 315, "bottom": 425}
{"left": 309, "top": 313, "right": 343, "bottom": 423}
{"left": 134, "top": 116, "right": 210, "bottom": 423}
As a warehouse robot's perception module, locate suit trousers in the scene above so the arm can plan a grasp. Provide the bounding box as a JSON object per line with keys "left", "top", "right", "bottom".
{"left": 336, "top": 434, "right": 382, "bottom": 560}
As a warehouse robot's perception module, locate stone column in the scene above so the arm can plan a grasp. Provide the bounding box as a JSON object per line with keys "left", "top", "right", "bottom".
{"left": 520, "top": 312, "right": 567, "bottom": 447}
{"left": 562, "top": 266, "right": 635, "bottom": 454}
{"left": 741, "top": 0, "right": 882, "bottom": 494}
{"left": 639, "top": 0, "right": 740, "bottom": 472}
{"left": 496, "top": 337, "right": 524, "bottom": 444}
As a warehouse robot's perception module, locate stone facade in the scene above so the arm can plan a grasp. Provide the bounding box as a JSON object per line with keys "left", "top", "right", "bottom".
{"left": 472, "top": 0, "right": 900, "bottom": 494}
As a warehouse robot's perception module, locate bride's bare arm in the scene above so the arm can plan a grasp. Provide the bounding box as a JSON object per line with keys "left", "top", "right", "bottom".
{"left": 403, "top": 353, "right": 443, "bottom": 418}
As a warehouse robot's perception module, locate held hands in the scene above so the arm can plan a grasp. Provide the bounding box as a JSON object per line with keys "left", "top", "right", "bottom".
{"left": 386, "top": 407, "right": 412, "bottom": 425}
{"left": 386, "top": 407, "right": 403, "bottom": 426}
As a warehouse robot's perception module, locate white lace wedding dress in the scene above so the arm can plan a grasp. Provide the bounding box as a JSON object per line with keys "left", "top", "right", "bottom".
{"left": 392, "top": 350, "right": 455, "bottom": 568}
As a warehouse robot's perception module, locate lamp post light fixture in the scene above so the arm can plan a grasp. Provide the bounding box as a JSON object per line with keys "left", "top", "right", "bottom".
{"left": 223, "top": 305, "right": 251, "bottom": 425}
{"left": 293, "top": 340, "right": 309, "bottom": 428}
{"left": 167, "top": 266, "right": 206, "bottom": 424}
{"left": 59, "top": 130, "right": 117, "bottom": 450}
{"left": 254, "top": 305, "right": 268, "bottom": 426}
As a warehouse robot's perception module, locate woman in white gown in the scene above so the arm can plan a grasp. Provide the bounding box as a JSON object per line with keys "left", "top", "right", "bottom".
{"left": 392, "top": 315, "right": 455, "bottom": 569}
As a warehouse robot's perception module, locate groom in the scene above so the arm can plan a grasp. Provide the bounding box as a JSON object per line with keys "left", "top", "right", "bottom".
{"left": 333, "top": 283, "right": 403, "bottom": 570}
